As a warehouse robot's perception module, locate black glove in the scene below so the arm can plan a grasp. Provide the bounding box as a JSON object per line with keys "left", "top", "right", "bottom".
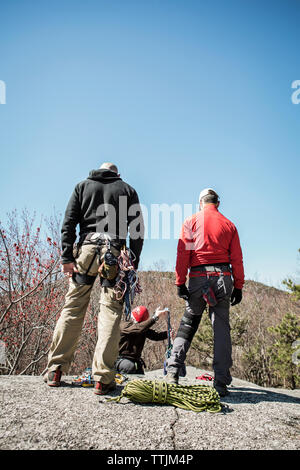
{"left": 231, "top": 288, "right": 242, "bottom": 306}
{"left": 177, "top": 284, "right": 190, "bottom": 300}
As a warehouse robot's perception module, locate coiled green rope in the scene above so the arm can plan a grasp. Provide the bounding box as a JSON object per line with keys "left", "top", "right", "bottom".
{"left": 107, "top": 379, "right": 222, "bottom": 413}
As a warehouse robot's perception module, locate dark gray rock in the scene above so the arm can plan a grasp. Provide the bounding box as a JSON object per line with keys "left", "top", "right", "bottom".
{"left": 0, "top": 367, "right": 299, "bottom": 450}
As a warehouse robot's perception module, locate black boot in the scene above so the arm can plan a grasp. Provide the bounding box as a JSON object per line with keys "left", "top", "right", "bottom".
{"left": 213, "top": 380, "right": 228, "bottom": 397}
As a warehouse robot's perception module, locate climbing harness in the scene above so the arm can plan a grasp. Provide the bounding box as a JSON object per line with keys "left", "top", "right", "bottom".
{"left": 98, "top": 244, "right": 119, "bottom": 281}
{"left": 73, "top": 233, "right": 142, "bottom": 317}
{"left": 73, "top": 232, "right": 123, "bottom": 285}
{"left": 202, "top": 278, "right": 218, "bottom": 307}
{"left": 91, "top": 233, "right": 121, "bottom": 282}
{"left": 163, "top": 309, "right": 186, "bottom": 377}
{"left": 113, "top": 247, "right": 142, "bottom": 320}
{"left": 107, "top": 379, "right": 222, "bottom": 413}
{"left": 189, "top": 267, "right": 232, "bottom": 307}
{"left": 72, "top": 251, "right": 98, "bottom": 286}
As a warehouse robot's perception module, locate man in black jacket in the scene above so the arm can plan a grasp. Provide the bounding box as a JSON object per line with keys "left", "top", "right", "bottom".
{"left": 44, "top": 163, "right": 144, "bottom": 395}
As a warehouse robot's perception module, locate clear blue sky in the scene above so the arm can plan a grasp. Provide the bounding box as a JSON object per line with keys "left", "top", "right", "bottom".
{"left": 0, "top": 0, "right": 299, "bottom": 288}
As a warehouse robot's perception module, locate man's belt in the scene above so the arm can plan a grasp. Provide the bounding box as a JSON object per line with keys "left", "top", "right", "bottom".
{"left": 189, "top": 264, "right": 232, "bottom": 278}
{"left": 82, "top": 232, "right": 125, "bottom": 250}
{"left": 189, "top": 271, "right": 232, "bottom": 277}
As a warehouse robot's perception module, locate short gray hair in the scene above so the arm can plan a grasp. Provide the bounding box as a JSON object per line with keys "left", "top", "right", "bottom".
{"left": 99, "top": 162, "right": 118, "bottom": 173}
{"left": 199, "top": 188, "right": 220, "bottom": 204}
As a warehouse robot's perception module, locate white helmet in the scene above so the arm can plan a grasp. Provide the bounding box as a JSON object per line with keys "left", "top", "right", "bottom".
{"left": 199, "top": 188, "right": 220, "bottom": 202}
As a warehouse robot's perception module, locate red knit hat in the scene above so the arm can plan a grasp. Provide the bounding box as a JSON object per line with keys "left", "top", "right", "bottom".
{"left": 131, "top": 306, "right": 149, "bottom": 323}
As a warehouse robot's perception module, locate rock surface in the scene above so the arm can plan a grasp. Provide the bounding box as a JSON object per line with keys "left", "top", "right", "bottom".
{"left": 0, "top": 367, "right": 299, "bottom": 451}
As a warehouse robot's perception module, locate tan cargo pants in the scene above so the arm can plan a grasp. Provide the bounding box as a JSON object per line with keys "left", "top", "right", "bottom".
{"left": 47, "top": 243, "right": 123, "bottom": 384}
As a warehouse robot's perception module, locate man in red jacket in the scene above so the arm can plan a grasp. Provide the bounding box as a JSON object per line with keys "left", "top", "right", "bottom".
{"left": 166, "top": 188, "right": 244, "bottom": 396}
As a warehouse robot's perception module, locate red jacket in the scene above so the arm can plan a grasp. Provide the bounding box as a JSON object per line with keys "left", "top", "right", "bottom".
{"left": 175, "top": 205, "right": 244, "bottom": 289}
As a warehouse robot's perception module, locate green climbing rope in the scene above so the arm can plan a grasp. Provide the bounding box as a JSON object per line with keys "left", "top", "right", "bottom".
{"left": 107, "top": 379, "right": 222, "bottom": 413}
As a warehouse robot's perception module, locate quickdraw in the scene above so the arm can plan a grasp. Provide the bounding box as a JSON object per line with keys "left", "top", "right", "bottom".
{"left": 189, "top": 271, "right": 232, "bottom": 278}
{"left": 113, "top": 247, "right": 142, "bottom": 320}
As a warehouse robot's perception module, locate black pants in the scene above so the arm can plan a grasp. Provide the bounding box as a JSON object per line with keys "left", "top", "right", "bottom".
{"left": 167, "top": 267, "right": 233, "bottom": 385}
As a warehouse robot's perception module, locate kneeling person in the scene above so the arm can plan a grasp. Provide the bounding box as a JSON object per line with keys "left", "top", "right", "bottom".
{"left": 116, "top": 306, "right": 168, "bottom": 374}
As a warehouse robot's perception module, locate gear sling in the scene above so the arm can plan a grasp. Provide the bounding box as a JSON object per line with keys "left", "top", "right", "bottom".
{"left": 72, "top": 232, "right": 123, "bottom": 286}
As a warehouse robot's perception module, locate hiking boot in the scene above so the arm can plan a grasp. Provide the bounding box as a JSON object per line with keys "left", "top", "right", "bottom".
{"left": 213, "top": 380, "right": 228, "bottom": 397}
{"left": 46, "top": 367, "right": 62, "bottom": 387}
{"left": 94, "top": 380, "right": 116, "bottom": 395}
{"left": 164, "top": 372, "right": 179, "bottom": 385}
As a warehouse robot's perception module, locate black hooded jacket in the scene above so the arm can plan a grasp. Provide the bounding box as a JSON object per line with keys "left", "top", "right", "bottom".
{"left": 61, "top": 169, "right": 144, "bottom": 267}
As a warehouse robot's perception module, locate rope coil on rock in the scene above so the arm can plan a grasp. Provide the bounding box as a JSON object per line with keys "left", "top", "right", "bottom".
{"left": 107, "top": 379, "right": 222, "bottom": 413}
{"left": 153, "top": 380, "right": 168, "bottom": 404}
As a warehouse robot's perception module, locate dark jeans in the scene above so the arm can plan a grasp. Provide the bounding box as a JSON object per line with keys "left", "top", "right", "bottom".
{"left": 167, "top": 266, "right": 233, "bottom": 385}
